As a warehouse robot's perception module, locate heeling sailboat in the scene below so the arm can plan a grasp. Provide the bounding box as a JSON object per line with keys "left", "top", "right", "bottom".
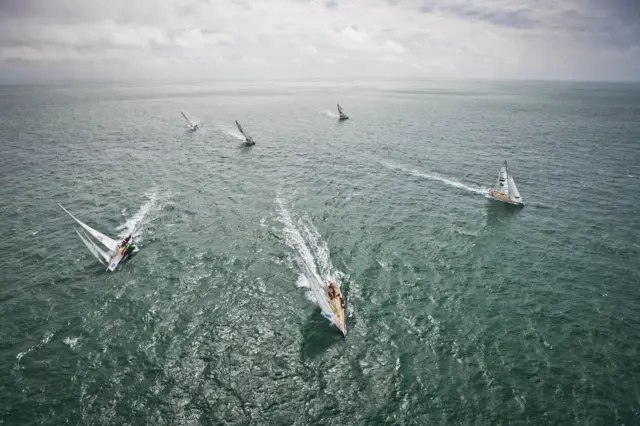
{"left": 235, "top": 120, "right": 255, "bottom": 145}
{"left": 337, "top": 103, "right": 349, "bottom": 121}
{"left": 181, "top": 111, "right": 198, "bottom": 131}
{"left": 487, "top": 161, "right": 524, "bottom": 207}
{"left": 58, "top": 204, "right": 138, "bottom": 271}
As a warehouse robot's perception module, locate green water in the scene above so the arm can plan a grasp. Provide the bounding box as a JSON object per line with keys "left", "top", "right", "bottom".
{"left": 1, "top": 80, "right": 639, "bottom": 425}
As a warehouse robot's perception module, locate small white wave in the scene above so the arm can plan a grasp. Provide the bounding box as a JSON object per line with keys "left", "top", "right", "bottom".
{"left": 42, "top": 331, "right": 54, "bottom": 344}
{"left": 378, "top": 260, "right": 390, "bottom": 271}
{"left": 324, "top": 110, "right": 338, "bottom": 118}
{"left": 63, "top": 336, "right": 81, "bottom": 349}
{"left": 15, "top": 331, "right": 54, "bottom": 364}
{"left": 16, "top": 350, "right": 30, "bottom": 361}
{"left": 382, "top": 161, "right": 487, "bottom": 195}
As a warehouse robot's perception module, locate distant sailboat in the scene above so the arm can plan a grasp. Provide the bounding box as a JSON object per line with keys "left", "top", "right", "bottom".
{"left": 181, "top": 111, "right": 199, "bottom": 131}
{"left": 58, "top": 204, "right": 138, "bottom": 271}
{"left": 235, "top": 120, "right": 255, "bottom": 145}
{"left": 337, "top": 103, "right": 349, "bottom": 121}
{"left": 487, "top": 161, "right": 524, "bottom": 207}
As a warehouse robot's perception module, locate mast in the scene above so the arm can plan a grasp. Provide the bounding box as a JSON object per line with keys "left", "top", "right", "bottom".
{"left": 504, "top": 161, "right": 509, "bottom": 184}
{"left": 181, "top": 111, "right": 193, "bottom": 127}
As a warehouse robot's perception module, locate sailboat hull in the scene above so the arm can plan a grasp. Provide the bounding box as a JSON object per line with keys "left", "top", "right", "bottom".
{"left": 326, "top": 281, "right": 347, "bottom": 337}
{"left": 107, "top": 245, "right": 137, "bottom": 272}
{"left": 487, "top": 190, "right": 525, "bottom": 207}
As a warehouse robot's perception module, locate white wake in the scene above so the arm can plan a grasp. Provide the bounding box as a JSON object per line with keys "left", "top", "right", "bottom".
{"left": 275, "top": 196, "right": 341, "bottom": 306}
{"left": 382, "top": 161, "right": 487, "bottom": 195}
{"left": 116, "top": 188, "right": 163, "bottom": 243}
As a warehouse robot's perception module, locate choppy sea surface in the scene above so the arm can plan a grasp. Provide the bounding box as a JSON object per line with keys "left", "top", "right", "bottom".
{"left": 1, "top": 80, "right": 639, "bottom": 425}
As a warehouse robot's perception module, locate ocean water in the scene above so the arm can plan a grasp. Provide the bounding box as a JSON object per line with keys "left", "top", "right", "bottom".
{"left": 1, "top": 80, "right": 639, "bottom": 425}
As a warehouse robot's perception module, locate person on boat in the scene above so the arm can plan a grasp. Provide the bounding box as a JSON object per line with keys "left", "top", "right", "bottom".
{"left": 121, "top": 234, "right": 132, "bottom": 247}
{"left": 339, "top": 295, "right": 345, "bottom": 309}
{"left": 125, "top": 241, "right": 135, "bottom": 257}
{"left": 327, "top": 282, "right": 336, "bottom": 299}
{"left": 118, "top": 235, "right": 133, "bottom": 254}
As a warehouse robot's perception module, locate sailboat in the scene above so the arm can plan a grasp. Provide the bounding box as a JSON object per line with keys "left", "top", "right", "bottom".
{"left": 235, "top": 120, "right": 255, "bottom": 145}
{"left": 58, "top": 204, "right": 138, "bottom": 271}
{"left": 325, "top": 280, "right": 347, "bottom": 336}
{"left": 181, "top": 111, "right": 199, "bottom": 131}
{"left": 299, "top": 258, "right": 347, "bottom": 336}
{"left": 337, "top": 103, "right": 349, "bottom": 121}
{"left": 487, "top": 161, "right": 524, "bottom": 207}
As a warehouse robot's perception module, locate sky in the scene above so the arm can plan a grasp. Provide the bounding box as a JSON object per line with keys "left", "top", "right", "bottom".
{"left": 0, "top": 0, "right": 639, "bottom": 82}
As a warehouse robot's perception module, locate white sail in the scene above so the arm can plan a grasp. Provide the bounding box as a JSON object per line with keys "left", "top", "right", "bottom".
{"left": 75, "top": 228, "right": 110, "bottom": 264}
{"left": 496, "top": 163, "right": 509, "bottom": 196}
{"left": 181, "top": 111, "right": 195, "bottom": 128}
{"left": 58, "top": 204, "right": 118, "bottom": 252}
{"left": 507, "top": 175, "right": 522, "bottom": 202}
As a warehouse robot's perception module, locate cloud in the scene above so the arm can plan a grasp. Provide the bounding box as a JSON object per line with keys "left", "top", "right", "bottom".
{"left": 384, "top": 40, "right": 406, "bottom": 54}
{"left": 304, "top": 45, "right": 319, "bottom": 54}
{"left": 379, "top": 54, "right": 404, "bottom": 63}
{"left": 0, "top": 0, "right": 638, "bottom": 81}
{"left": 242, "top": 56, "right": 268, "bottom": 65}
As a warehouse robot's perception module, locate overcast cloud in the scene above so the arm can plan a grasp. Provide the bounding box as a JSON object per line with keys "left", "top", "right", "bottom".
{"left": 0, "top": 0, "right": 638, "bottom": 82}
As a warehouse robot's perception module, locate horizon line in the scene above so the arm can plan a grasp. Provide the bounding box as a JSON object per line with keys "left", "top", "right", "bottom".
{"left": 1, "top": 76, "right": 640, "bottom": 86}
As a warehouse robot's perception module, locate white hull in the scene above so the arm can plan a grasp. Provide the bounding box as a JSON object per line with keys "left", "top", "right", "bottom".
{"left": 107, "top": 252, "right": 125, "bottom": 272}
{"left": 106, "top": 247, "right": 136, "bottom": 271}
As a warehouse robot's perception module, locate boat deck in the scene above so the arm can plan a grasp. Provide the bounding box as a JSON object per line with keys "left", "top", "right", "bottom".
{"left": 327, "top": 282, "right": 346, "bottom": 333}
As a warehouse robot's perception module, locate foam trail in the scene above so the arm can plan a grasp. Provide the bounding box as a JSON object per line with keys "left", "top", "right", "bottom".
{"left": 324, "top": 110, "right": 338, "bottom": 118}
{"left": 275, "top": 196, "right": 339, "bottom": 304}
{"left": 382, "top": 161, "right": 487, "bottom": 195}
{"left": 295, "top": 275, "right": 317, "bottom": 304}
{"left": 117, "top": 188, "right": 161, "bottom": 243}
{"left": 275, "top": 195, "right": 348, "bottom": 334}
